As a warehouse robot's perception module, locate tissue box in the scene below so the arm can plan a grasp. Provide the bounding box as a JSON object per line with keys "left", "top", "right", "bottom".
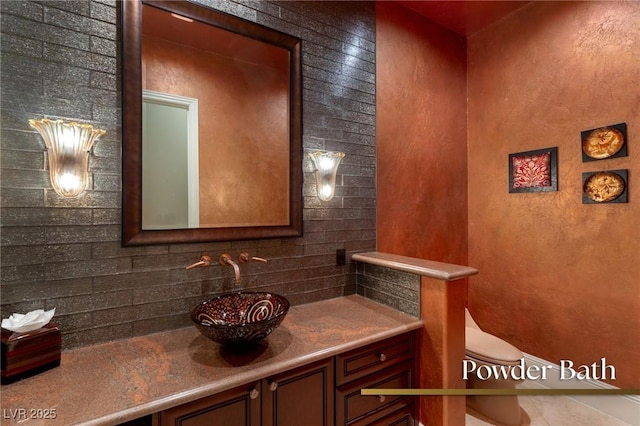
{"left": 1, "top": 323, "right": 61, "bottom": 384}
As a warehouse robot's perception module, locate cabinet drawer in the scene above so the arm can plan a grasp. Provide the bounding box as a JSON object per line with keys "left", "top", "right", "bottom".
{"left": 336, "top": 333, "right": 414, "bottom": 386}
{"left": 336, "top": 360, "right": 414, "bottom": 426}
{"left": 352, "top": 403, "right": 415, "bottom": 426}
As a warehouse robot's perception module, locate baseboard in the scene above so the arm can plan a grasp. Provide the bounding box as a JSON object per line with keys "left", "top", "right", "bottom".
{"left": 523, "top": 352, "right": 639, "bottom": 425}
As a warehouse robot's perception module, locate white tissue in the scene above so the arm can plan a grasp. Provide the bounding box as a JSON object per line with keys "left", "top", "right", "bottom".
{"left": 1, "top": 308, "right": 56, "bottom": 333}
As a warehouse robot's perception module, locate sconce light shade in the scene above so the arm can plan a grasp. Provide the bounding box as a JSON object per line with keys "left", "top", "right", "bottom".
{"left": 308, "top": 151, "right": 345, "bottom": 201}
{"left": 29, "top": 118, "right": 106, "bottom": 198}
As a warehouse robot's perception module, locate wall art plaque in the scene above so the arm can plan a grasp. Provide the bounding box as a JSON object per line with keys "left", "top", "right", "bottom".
{"left": 509, "top": 147, "right": 558, "bottom": 193}
{"left": 581, "top": 123, "right": 627, "bottom": 162}
{"left": 582, "top": 169, "right": 628, "bottom": 204}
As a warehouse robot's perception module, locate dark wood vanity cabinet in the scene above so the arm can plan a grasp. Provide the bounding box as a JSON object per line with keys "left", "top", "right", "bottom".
{"left": 262, "top": 359, "right": 334, "bottom": 426}
{"left": 153, "top": 332, "right": 415, "bottom": 426}
{"left": 335, "top": 333, "right": 416, "bottom": 426}
{"left": 153, "top": 359, "right": 333, "bottom": 426}
{"left": 153, "top": 381, "right": 261, "bottom": 426}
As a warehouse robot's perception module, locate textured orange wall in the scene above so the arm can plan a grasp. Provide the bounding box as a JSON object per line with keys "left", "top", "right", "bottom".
{"left": 467, "top": 1, "right": 640, "bottom": 388}
{"left": 376, "top": 2, "right": 468, "bottom": 265}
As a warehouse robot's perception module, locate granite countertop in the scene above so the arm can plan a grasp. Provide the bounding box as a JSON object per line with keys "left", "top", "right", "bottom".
{"left": 0, "top": 295, "right": 422, "bottom": 426}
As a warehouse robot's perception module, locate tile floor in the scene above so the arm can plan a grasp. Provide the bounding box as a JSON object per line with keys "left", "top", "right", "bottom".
{"left": 465, "top": 382, "right": 634, "bottom": 426}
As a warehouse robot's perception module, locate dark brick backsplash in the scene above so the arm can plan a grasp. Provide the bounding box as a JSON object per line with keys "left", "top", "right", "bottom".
{"left": 0, "top": 0, "right": 377, "bottom": 349}
{"left": 356, "top": 263, "right": 420, "bottom": 318}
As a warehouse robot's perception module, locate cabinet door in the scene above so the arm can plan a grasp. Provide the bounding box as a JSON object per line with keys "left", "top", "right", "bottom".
{"left": 262, "top": 358, "right": 334, "bottom": 426}
{"left": 154, "top": 382, "right": 261, "bottom": 426}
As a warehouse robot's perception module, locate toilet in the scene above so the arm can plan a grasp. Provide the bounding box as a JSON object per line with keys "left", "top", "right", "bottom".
{"left": 465, "top": 309, "right": 524, "bottom": 426}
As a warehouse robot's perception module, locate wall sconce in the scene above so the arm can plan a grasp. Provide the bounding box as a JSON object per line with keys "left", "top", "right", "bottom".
{"left": 308, "top": 151, "right": 345, "bottom": 201}
{"left": 29, "top": 118, "right": 106, "bottom": 198}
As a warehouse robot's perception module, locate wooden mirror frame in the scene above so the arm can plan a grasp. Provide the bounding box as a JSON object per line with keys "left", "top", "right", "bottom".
{"left": 121, "top": 0, "right": 303, "bottom": 246}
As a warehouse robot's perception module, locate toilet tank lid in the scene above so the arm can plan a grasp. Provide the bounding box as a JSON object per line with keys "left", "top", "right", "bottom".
{"left": 466, "top": 327, "right": 523, "bottom": 363}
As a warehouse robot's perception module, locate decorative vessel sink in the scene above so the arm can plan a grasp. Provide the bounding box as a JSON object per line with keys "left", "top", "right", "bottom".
{"left": 191, "top": 292, "right": 290, "bottom": 346}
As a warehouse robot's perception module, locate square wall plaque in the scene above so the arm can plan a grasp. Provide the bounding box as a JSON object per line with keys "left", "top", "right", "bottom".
{"left": 509, "top": 147, "right": 558, "bottom": 193}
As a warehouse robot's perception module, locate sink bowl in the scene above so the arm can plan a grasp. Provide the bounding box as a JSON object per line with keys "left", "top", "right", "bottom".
{"left": 191, "top": 292, "right": 290, "bottom": 346}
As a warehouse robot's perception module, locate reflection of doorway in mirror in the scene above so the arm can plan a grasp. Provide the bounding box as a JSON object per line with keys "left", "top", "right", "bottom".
{"left": 142, "top": 90, "right": 199, "bottom": 229}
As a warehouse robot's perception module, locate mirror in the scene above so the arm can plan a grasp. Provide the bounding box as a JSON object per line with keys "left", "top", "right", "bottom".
{"left": 122, "top": 0, "right": 302, "bottom": 245}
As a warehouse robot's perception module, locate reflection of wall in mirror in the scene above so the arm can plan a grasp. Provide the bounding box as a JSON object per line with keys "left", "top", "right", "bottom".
{"left": 142, "top": 11, "right": 290, "bottom": 228}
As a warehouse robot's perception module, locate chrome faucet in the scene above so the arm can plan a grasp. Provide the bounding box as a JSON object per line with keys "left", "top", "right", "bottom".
{"left": 219, "top": 253, "right": 241, "bottom": 285}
